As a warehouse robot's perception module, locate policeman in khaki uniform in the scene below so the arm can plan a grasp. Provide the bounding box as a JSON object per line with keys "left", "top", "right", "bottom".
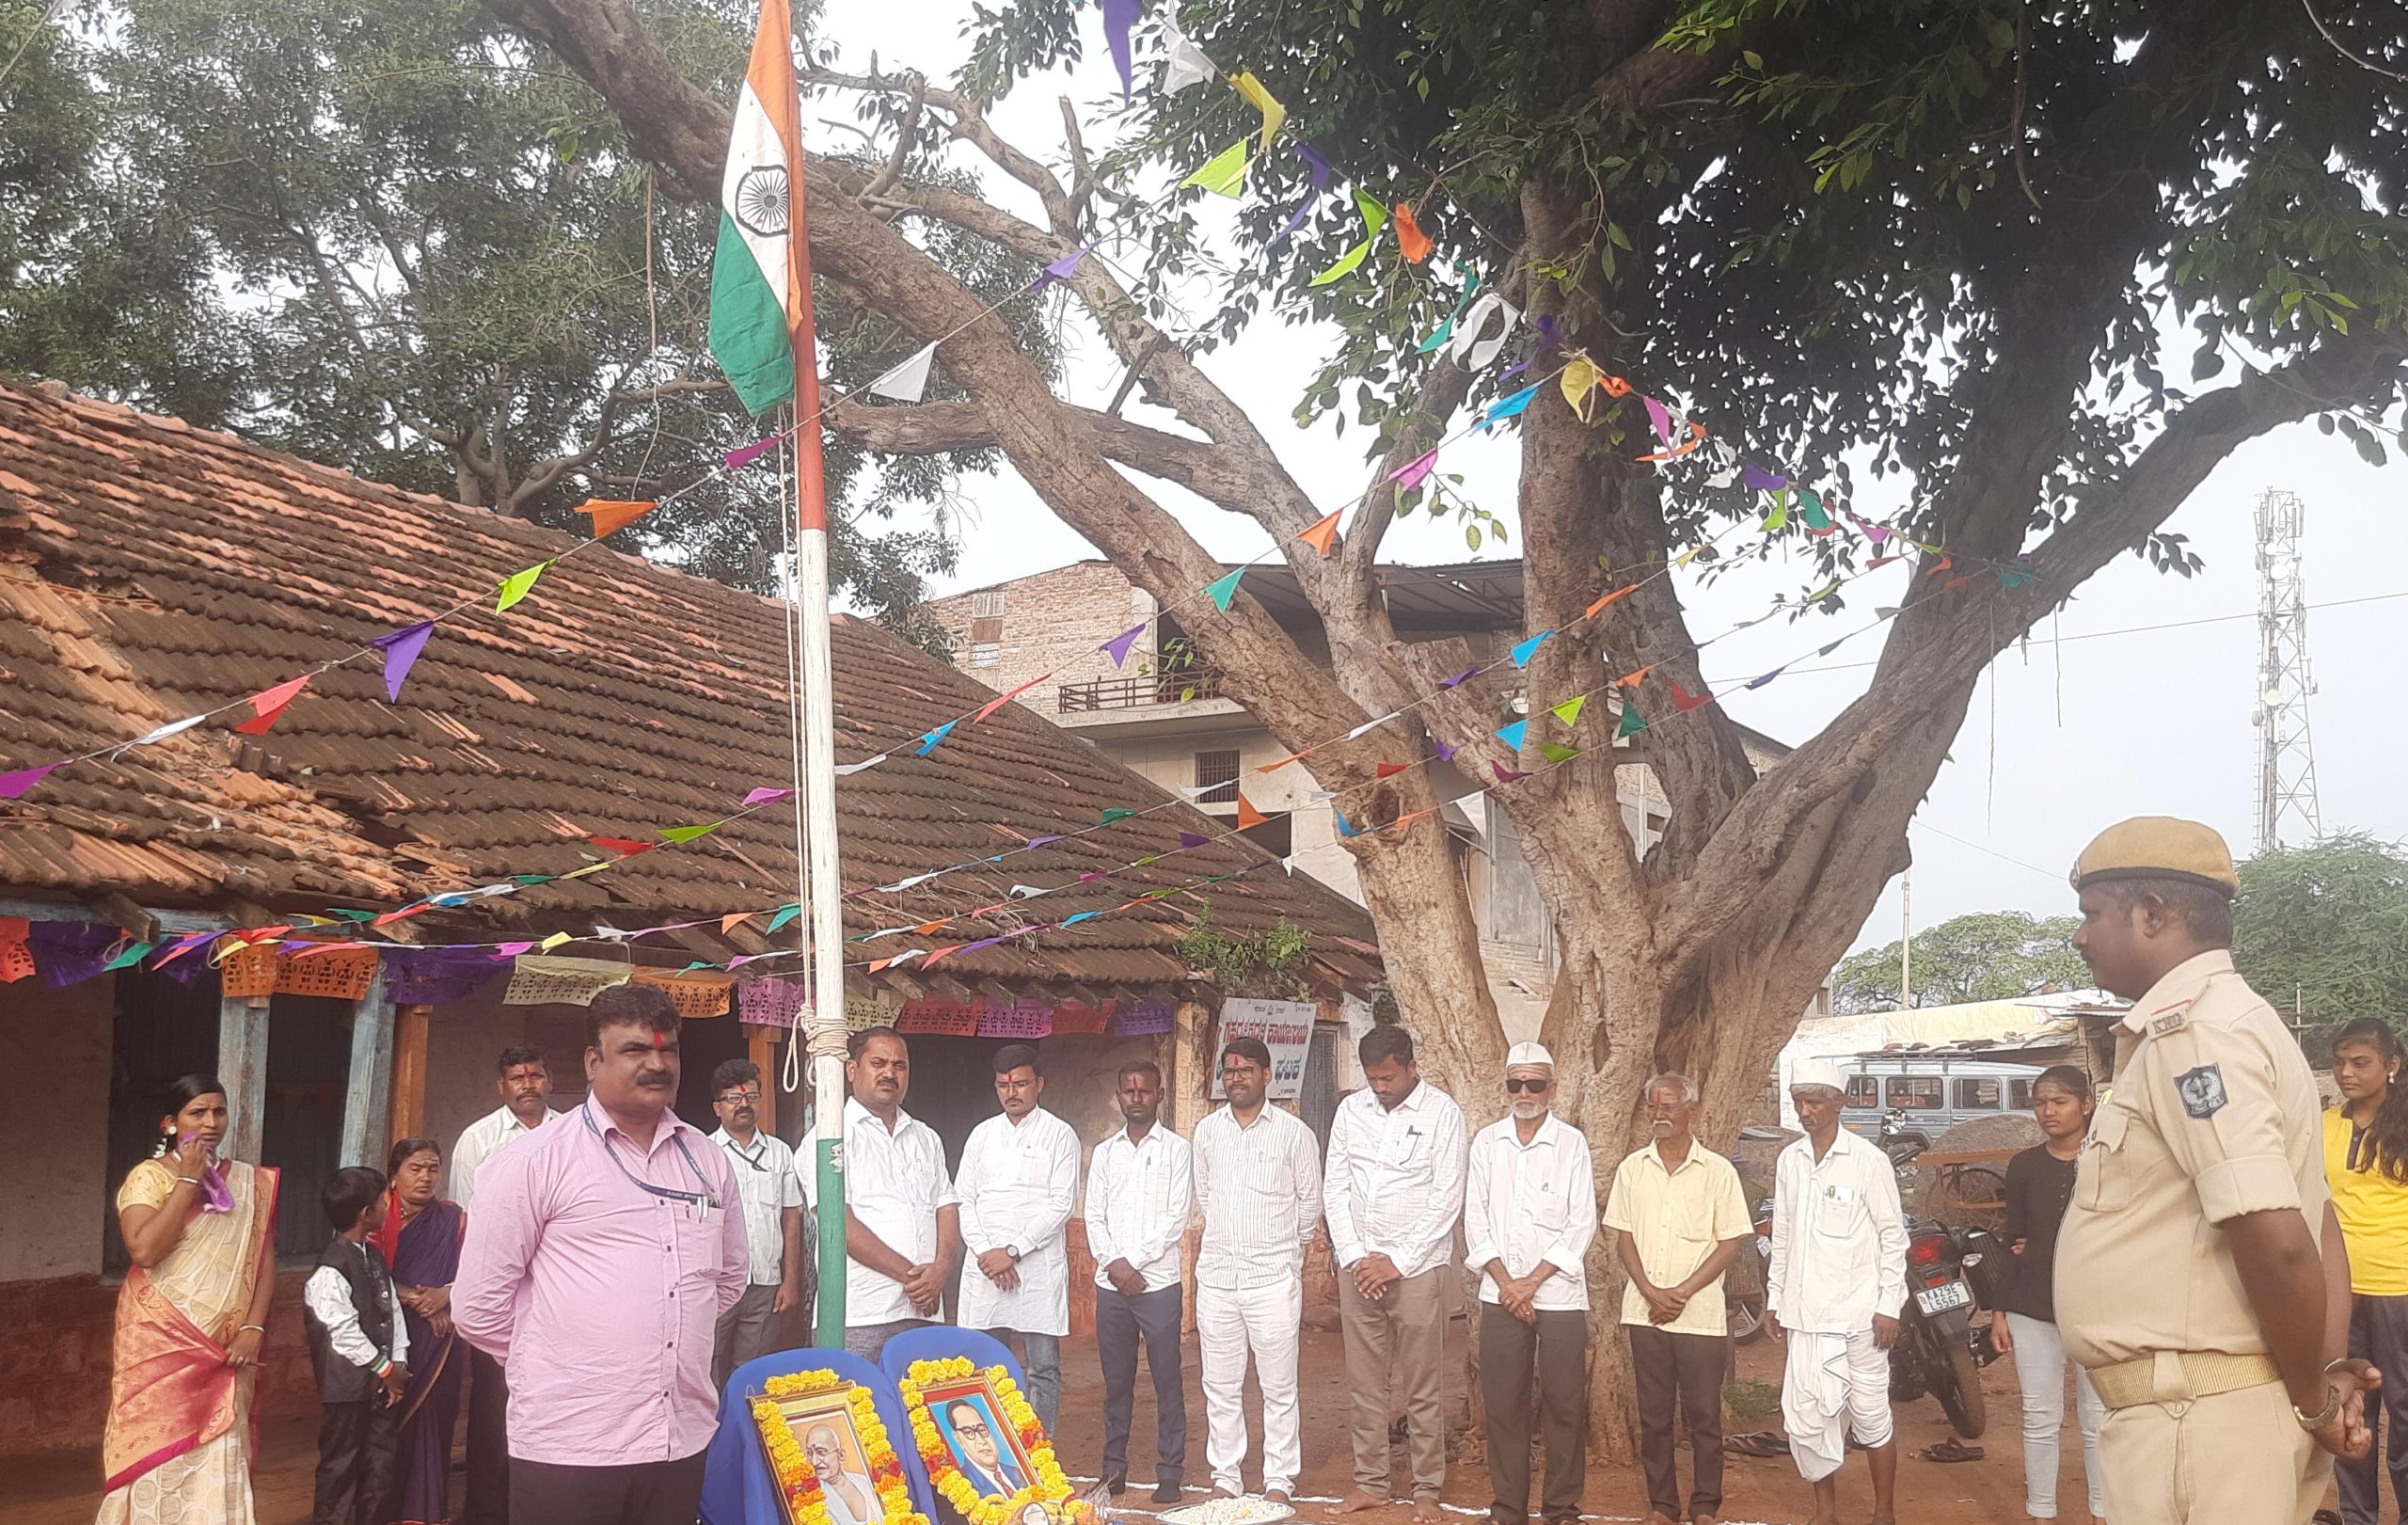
{"left": 2055, "top": 818, "right": 2380, "bottom": 1524}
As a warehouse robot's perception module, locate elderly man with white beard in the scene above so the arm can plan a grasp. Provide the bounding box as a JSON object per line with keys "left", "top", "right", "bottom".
{"left": 1464, "top": 1042, "right": 1598, "bottom": 1525}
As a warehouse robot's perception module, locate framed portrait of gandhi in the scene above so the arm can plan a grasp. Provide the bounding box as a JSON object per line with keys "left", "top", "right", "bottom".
{"left": 758, "top": 1383, "right": 886, "bottom": 1525}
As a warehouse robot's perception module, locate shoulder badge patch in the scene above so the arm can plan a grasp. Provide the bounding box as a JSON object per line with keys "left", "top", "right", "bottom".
{"left": 2147, "top": 999, "right": 2194, "bottom": 1037}
{"left": 2176, "top": 1063, "right": 2227, "bottom": 1120}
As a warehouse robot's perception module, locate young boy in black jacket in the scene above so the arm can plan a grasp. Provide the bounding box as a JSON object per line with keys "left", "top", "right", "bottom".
{"left": 304, "top": 1165, "right": 408, "bottom": 1525}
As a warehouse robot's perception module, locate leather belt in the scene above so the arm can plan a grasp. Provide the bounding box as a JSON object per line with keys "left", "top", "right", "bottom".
{"left": 2087, "top": 1350, "right": 2281, "bottom": 1411}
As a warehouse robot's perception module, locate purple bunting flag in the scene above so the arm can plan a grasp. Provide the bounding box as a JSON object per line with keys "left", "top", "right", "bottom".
{"left": 1271, "top": 142, "right": 1335, "bottom": 250}
{"left": 1033, "top": 246, "right": 1091, "bottom": 292}
{"left": 724, "top": 437, "right": 779, "bottom": 470}
{"left": 1101, "top": 625, "right": 1146, "bottom": 668}
{"left": 1179, "top": 832, "right": 1210, "bottom": 850}
{"left": 1101, "top": 0, "right": 1140, "bottom": 100}
{"left": 371, "top": 621, "right": 436, "bottom": 703}
{"left": 1741, "top": 462, "right": 1790, "bottom": 493}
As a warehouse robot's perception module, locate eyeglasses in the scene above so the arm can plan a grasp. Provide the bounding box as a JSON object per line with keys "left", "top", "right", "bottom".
{"left": 718, "top": 1089, "right": 762, "bottom": 1104}
{"left": 1505, "top": 1076, "right": 1550, "bottom": 1094}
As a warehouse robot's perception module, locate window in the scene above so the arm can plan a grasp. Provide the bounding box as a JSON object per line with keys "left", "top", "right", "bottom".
{"left": 1885, "top": 1075, "right": 1943, "bottom": 1109}
{"left": 970, "top": 590, "right": 1006, "bottom": 618}
{"left": 1954, "top": 1077, "right": 2004, "bottom": 1111}
{"left": 1843, "top": 1074, "right": 1878, "bottom": 1108}
{"left": 1193, "top": 749, "right": 1240, "bottom": 803}
{"left": 968, "top": 643, "right": 1000, "bottom": 668}
{"left": 2008, "top": 1078, "right": 2035, "bottom": 1111}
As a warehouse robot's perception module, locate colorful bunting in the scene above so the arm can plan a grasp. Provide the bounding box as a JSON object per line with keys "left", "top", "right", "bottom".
{"left": 1585, "top": 584, "right": 1637, "bottom": 618}
{"left": 124, "top": 715, "right": 206, "bottom": 750}
{"left": 1202, "top": 567, "right": 1245, "bottom": 612}
{"left": 1033, "top": 247, "right": 1090, "bottom": 293}
{"left": 724, "top": 437, "right": 779, "bottom": 470}
{"left": 371, "top": 622, "right": 436, "bottom": 703}
{"left": 496, "top": 559, "right": 555, "bottom": 612}
{"left": 578, "top": 500, "right": 657, "bottom": 538}
{"left": 1375, "top": 762, "right": 1409, "bottom": 779}
{"left": 1183, "top": 140, "right": 1250, "bottom": 198}
{"left": 1741, "top": 463, "right": 1789, "bottom": 493}
{"left": 913, "top": 720, "right": 958, "bottom": 756}
{"left": 1160, "top": 13, "right": 1219, "bottom": 93}
{"left": 1670, "top": 681, "right": 1715, "bottom": 713}
{"left": 1450, "top": 293, "right": 1520, "bottom": 371}
{"left": 1492, "top": 761, "right": 1530, "bottom": 783}
{"left": 1297, "top": 511, "right": 1342, "bottom": 556}
{"left": 1434, "top": 740, "right": 1459, "bottom": 763}
{"left": 1551, "top": 696, "right": 1587, "bottom": 727}
{"left": 1236, "top": 794, "right": 1270, "bottom": 829}
{"left": 588, "top": 836, "right": 656, "bottom": 856}
{"left": 1418, "top": 262, "right": 1483, "bottom": 354}
{"left": 1537, "top": 742, "right": 1580, "bottom": 765}
{"left": 742, "top": 786, "right": 793, "bottom": 806}
{"left": 766, "top": 905, "right": 801, "bottom": 933}
{"left": 1229, "top": 71, "right": 1286, "bottom": 151}
{"left": 1308, "top": 191, "right": 1389, "bottom": 286}
{"left": 1393, "top": 202, "right": 1434, "bottom": 263}
{"left": 0, "top": 762, "right": 60, "bottom": 799}
{"left": 1745, "top": 666, "right": 1788, "bottom": 691}
{"left": 1511, "top": 629, "right": 1554, "bottom": 667}
{"left": 1101, "top": 807, "right": 1137, "bottom": 824}
{"left": 1480, "top": 382, "right": 1542, "bottom": 431}
{"left": 1101, "top": 0, "right": 1139, "bottom": 99}
{"left": 833, "top": 754, "right": 889, "bottom": 776}
{"left": 869, "top": 342, "right": 936, "bottom": 402}
{"left": 1798, "top": 490, "right": 1835, "bottom": 533}
{"left": 1272, "top": 142, "right": 1333, "bottom": 250}
{"left": 660, "top": 823, "right": 721, "bottom": 844}
{"left": 1387, "top": 450, "right": 1439, "bottom": 491}
{"left": 1438, "top": 666, "right": 1479, "bottom": 690}
{"left": 1560, "top": 357, "right": 1601, "bottom": 421}
{"left": 1497, "top": 719, "right": 1529, "bottom": 752}
{"left": 104, "top": 940, "right": 157, "bottom": 971}
{"left": 234, "top": 675, "right": 310, "bottom": 736}
{"left": 1616, "top": 699, "right": 1648, "bottom": 738}
{"left": 1178, "top": 832, "right": 1210, "bottom": 850}
{"left": 1335, "top": 808, "right": 1362, "bottom": 838}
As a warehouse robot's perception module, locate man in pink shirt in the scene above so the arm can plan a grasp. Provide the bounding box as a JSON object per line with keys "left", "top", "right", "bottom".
{"left": 455, "top": 983, "right": 749, "bottom": 1524}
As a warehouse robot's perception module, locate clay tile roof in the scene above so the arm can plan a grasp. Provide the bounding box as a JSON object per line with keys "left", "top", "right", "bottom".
{"left": 0, "top": 380, "right": 1379, "bottom": 990}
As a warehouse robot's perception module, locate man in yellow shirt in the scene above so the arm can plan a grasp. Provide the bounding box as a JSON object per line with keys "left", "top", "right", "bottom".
{"left": 1603, "top": 1072, "right": 1753, "bottom": 1525}
{"left": 2324, "top": 1016, "right": 2408, "bottom": 1525}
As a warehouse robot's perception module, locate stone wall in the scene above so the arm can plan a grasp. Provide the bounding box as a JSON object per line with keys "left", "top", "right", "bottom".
{"left": 924, "top": 563, "right": 1155, "bottom": 707}
{"left": 0, "top": 973, "right": 113, "bottom": 1281}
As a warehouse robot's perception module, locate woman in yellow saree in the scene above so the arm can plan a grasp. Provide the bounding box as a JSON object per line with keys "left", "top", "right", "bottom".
{"left": 96, "top": 1073, "right": 280, "bottom": 1525}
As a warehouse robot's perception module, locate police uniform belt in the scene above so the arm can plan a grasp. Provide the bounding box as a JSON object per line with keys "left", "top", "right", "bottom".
{"left": 2086, "top": 1350, "right": 2282, "bottom": 1411}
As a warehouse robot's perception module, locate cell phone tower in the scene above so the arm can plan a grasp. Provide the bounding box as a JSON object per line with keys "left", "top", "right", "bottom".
{"left": 2252, "top": 488, "right": 2322, "bottom": 852}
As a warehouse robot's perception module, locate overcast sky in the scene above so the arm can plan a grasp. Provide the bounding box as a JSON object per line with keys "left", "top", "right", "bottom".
{"left": 810, "top": 0, "right": 2407, "bottom": 954}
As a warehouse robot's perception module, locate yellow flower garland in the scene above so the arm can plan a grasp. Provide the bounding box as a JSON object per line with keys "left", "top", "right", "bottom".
{"left": 898, "top": 1359, "right": 1096, "bottom": 1525}
{"left": 750, "top": 1370, "right": 931, "bottom": 1525}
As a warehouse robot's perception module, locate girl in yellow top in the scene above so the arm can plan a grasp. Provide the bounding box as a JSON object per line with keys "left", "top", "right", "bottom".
{"left": 2325, "top": 1017, "right": 2408, "bottom": 1525}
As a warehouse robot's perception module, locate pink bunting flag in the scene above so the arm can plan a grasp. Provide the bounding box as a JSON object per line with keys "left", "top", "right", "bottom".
{"left": 724, "top": 437, "right": 780, "bottom": 470}
{"left": 234, "top": 675, "right": 310, "bottom": 736}
{"left": 1387, "top": 450, "right": 1439, "bottom": 489}
{"left": 1642, "top": 395, "right": 1675, "bottom": 452}
{"left": 973, "top": 671, "right": 1055, "bottom": 724}
{"left": 0, "top": 762, "right": 60, "bottom": 799}
{"left": 371, "top": 622, "right": 436, "bottom": 703}
{"left": 742, "top": 787, "right": 794, "bottom": 806}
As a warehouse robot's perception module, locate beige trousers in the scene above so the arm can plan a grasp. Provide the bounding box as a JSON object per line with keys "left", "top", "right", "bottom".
{"left": 2095, "top": 1378, "right": 2331, "bottom": 1525}
{"left": 1339, "top": 1264, "right": 1450, "bottom": 1498}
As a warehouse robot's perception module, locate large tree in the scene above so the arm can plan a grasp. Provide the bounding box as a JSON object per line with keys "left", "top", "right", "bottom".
{"left": 1834, "top": 910, "right": 2088, "bottom": 1013}
{"left": 2233, "top": 834, "right": 2408, "bottom": 1056}
{"left": 468, "top": 0, "right": 2408, "bottom": 1453}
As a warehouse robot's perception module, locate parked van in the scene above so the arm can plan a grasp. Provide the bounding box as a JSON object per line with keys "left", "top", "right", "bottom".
{"left": 1835, "top": 1055, "right": 2048, "bottom": 1148}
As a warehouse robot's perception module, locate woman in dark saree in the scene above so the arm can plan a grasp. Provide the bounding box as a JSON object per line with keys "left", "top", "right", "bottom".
{"left": 375, "top": 1136, "right": 465, "bottom": 1525}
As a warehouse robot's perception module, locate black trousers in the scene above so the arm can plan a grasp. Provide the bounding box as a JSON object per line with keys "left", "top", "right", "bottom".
{"left": 1098, "top": 1282, "right": 1187, "bottom": 1484}
{"left": 1479, "top": 1303, "right": 1587, "bottom": 1525}
{"left": 509, "top": 1451, "right": 709, "bottom": 1525}
{"left": 1627, "top": 1323, "right": 1728, "bottom": 1519}
{"left": 2340, "top": 1292, "right": 2408, "bottom": 1525}
{"left": 466, "top": 1346, "right": 511, "bottom": 1525}
{"left": 312, "top": 1396, "right": 400, "bottom": 1525}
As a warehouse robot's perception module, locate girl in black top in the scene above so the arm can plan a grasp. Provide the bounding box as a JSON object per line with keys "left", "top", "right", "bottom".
{"left": 1990, "top": 1065, "right": 2108, "bottom": 1521}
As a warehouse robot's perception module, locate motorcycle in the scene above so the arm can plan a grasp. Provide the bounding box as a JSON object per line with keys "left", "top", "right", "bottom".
{"left": 1879, "top": 1106, "right": 1933, "bottom": 1168}
{"left": 1887, "top": 1218, "right": 2005, "bottom": 1439}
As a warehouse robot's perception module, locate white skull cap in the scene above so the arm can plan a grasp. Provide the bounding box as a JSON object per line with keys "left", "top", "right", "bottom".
{"left": 1505, "top": 1040, "right": 1555, "bottom": 1072}
{"left": 1791, "top": 1057, "right": 1846, "bottom": 1092}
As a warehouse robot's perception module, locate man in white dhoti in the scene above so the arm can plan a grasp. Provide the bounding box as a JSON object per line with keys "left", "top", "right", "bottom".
{"left": 1767, "top": 1057, "right": 1907, "bottom": 1525}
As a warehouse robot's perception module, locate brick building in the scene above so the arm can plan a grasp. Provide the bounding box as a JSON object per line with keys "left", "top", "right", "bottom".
{"left": 0, "top": 381, "right": 1381, "bottom": 1460}
{"left": 928, "top": 561, "right": 1800, "bottom": 1039}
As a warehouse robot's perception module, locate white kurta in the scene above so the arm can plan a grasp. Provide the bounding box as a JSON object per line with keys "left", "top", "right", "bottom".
{"left": 955, "top": 1106, "right": 1079, "bottom": 1337}
{"left": 448, "top": 1104, "right": 554, "bottom": 1212}
{"left": 800, "top": 1097, "right": 958, "bottom": 1327}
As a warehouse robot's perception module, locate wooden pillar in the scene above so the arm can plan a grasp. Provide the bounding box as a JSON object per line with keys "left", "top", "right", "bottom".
{"left": 218, "top": 992, "right": 271, "bottom": 1163}
{"left": 388, "top": 1004, "right": 431, "bottom": 1147}
{"left": 748, "top": 1023, "right": 780, "bottom": 1136}
{"left": 340, "top": 965, "right": 393, "bottom": 1168}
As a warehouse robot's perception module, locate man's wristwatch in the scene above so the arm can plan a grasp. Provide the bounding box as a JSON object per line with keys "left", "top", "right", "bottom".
{"left": 2293, "top": 1382, "right": 2342, "bottom": 1431}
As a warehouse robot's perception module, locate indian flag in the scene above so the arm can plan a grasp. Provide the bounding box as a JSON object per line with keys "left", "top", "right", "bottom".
{"left": 709, "top": 0, "right": 807, "bottom": 417}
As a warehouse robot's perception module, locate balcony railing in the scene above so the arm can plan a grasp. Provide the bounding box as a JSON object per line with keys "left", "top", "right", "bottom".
{"left": 1055, "top": 667, "right": 1230, "bottom": 712}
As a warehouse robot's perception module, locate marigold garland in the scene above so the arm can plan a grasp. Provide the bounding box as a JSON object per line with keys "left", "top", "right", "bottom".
{"left": 751, "top": 1370, "right": 930, "bottom": 1525}
{"left": 898, "top": 1358, "right": 1096, "bottom": 1525}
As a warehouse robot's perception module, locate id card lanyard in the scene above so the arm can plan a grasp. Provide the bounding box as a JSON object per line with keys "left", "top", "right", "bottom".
{"left": 583, "top": 1105, "right": 721, "bottom": 1218}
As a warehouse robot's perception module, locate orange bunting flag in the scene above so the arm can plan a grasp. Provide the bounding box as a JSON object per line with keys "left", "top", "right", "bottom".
{"left": 1586, "top": 583, "right": 1639, "bottom": 618}
{"left": 1615, "top": 666, "right": 1653, "bottom": 689}
{"left": 1297, "top": 511, "right": 1342, "bottom": 556}
{"left": 1259, "top": 750, "right": 1315, "bottom": 773}
{"left": 1376, "top": 762, "right": 1410, "bottom": 779}
{"left": 235, "top": 675, "right": 310, "bottom": 736}
{"left": 1927, "top": 555, "right": 1956, "bottom": 577}
{"left": 578, "top": 500, "right": 658, "bottom": 538}
{"left": 973, "top": 671, "right": 1054, "bottom": 724}
{"left": 720, "top": 912, "right": 756, "bottom": 935}
{"left": 1599, "top": 373, "right": 1635, "bottom": 398}
{"left": 1671, "top": 680, "right": 1716, "bottom": 713}
{"left": 1944, "top": 574, "right": 1975, "bottom": 591}
{"left": 1237, "top": 793, "right": 1270, "bottom": 830}
{"left": 1394, "top": 203, "right": 1434, "bottom": 263}
{"left": 913, "top": 918, "right": 948, "bottom": 935}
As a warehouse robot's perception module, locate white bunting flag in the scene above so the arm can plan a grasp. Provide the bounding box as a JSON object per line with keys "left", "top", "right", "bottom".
{"left": 869, "top": 343, "right": 936, "bottom": 404}
{"left": 1161, "top": 15, "right": 1219, "bottom": 93}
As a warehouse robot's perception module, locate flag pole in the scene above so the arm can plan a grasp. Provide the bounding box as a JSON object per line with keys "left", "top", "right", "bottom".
{"left": 773, "top": 2, "right": 849, "bottom": 1346}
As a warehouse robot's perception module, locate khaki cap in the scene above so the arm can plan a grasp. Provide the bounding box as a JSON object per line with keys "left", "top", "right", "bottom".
{"left": 2069, "top": 817, "right": 2240, "bottom": 899}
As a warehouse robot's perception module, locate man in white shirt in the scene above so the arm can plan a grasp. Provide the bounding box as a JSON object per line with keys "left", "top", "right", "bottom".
{"left": 1085, "top": 1058, "right": 1194, "bottom": 1504}
{"left": 1326, "top": 1025, "right": 1468, "bottom": 1520}
{"left": 956, "top": 1042, "right": 1079, "bottom": 1436}
{"left": 1768, "top": 1057, "right": 1907, "bottom": 1525}
{"left": 1192, "top": 1036, "right": 1323, "bottom": 1502}
{"left": 1465, "top": 1041, "right": 1595, "bottom": 1525}
{"left": 447, "top": 1042, "right": 555, "bottom": 1525}
{"left": 708, "top": 1057, "right": 804, "bottom": 1389}
{"left": 1602, "top": 1072, "right": 1753, "bottom": 1525}
{"left": 799, "top": 1026, "right": 959, "bottom": 1360}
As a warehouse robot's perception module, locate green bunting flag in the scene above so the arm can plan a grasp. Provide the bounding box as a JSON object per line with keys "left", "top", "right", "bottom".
{"left": 1616, "top": 700, "right": 1648, "bottom": 739}
{"left": 1538, "top": 742, "right": 1580, "bottom": 765}
{"left": 1101, "top": 807, "right": 1138, "bottom": 824}
{"left": 1550, "top": 695, "right": 1587, "bottom": 728}
{"left": 1183, "top": 140, "right": 1250, "bottom": 198}
{"left": 1308, "top": 191, "right": 1391, "bottom": 287}
{"left": 1203, "top": 567, "right": 1245, "bottom": 612}
{"left": 496, "top": 560, "right": 556, "bottom": 612}
{"left": 660, "top": 823, "right": 721, "bottom": 844}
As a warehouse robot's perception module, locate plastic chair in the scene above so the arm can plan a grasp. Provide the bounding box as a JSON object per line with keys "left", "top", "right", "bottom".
{"left": 700, "top": 1345, "right": 938, "bottom": 1525}
{"left": 878, "top": 1323, "right": 1027, "bottom": 1393}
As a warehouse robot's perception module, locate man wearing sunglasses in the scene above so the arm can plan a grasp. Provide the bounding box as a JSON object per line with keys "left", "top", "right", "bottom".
{"left": 1465, "top": 1042, "right": 1597, "bottom": 1525}
{"left": 709, "top": 1058, "right": 805, "bottom": 1388}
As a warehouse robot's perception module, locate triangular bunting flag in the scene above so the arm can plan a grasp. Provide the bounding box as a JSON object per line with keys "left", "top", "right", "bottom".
{"left": 537, "top": 932, "right": 574, "bottom": 952}
{"left": 766, "top": 904, "right": 801, "bottom": 933}
{"left": 1101, "top": 0, "right": 1139, "bottom": 99}
{"left": 869, "top": 343, "right": 936, "bottom": 403}
{"left": 589, "top": 835, "right": 656, "bottom": 856}
{"left": 913, "top": 720, "right": 958, "bottom": 756}
{"left": 721, "top": 912, "right": 757, "bottom": 934}
{"left": 1616, "top": 699, "right": 1647, "bottom": 738}
{"left": 1763, "top": 490, "right": 1792, "bottom": 533}
{"left": 1270, "top": 141, "right": 1333, "bottom": 251}
{"left": 972, "top": 672, "right": 1053, "bottom": 724}
{"left": 1393, "top": 202, "right": 1434, "bottom": 263}
{"left": 1202, "top": 568, "right": 1245, "bottom": 612}
{"left": 1237, "top": 794, "right": 1270, "bottom": 829}
{"left": 1585, "top": 584, "right": 1637, "bottom": 618}
{"left": 1229, "top": 71, "right": 1286, "bottom": 151}
{"left": 1344, "top": 711, "right": 1400, "bottom": 741}
{"left": 1335, "top": 808, "right": 1363, "bottom": 838}
{"left": 235, "top": 675, "right": 310, "bottom": 736}
{"left": 1101, "top": 807, "right": 1137, "bottom": 824}
{"left": 660, "top": 823, "right": 721, "bottom": 844}
{"left": 1480, "top": 382, "right": 1543, "bottom": 431}
{"left": 724, "top": 437, "right": 779, "bottom": 470}
{"left": 1182, "top": 140, "right": 1250, "bottom": 199}
{"left": 1101, "top": 625, "right": 1147, "bottom": 668}
{"left": 1551, "top": 696, "right": 1587, "bottom": 727}
{"left": 1449, "top": 291, "right": 1519, "bottom": 370}
{"left": 1439, "top": 666, "right": 1479, "bottom": 690}
{"left": 1745, "top": 666, "right": 1788, "bottom": 691}
{"left": 1161, "top": 12, "right": 1219, "bottom": 92}
{"left": 1297, "top": 511, "right": 1342, "bottom": 556}
{"left": 1492, "top": 761, "right": 1530, "bottom": 783}
{"left": 371, "top": 622, "right": 436, "bottom": 703}
{"left": 833, "top": 754, "right": 889, "bottom": 776}
{"left": 1560, "top": 356, "right": 1601, "bottom": 420}
{"left": 1671, "top": 681, "right": 1715, "bottom": 713}
{"left": 1496, "top": 720, "right": 1529, "bottom": 751}
{"left": 0, "top": 762, "right": 60, "bottom": 799}
{"left": 578, "top": 500, "right": 657, "bottom": 538}
{"left": 1537, "top": 742, "right": 1579, "bottom": 765}
{"left": 1434, "top": 740, "right": 1459, "bottom": 763}
{"left": 1387, "top": 449, "right": 1439, "bottom": 489}
{"left": 497, "top": 559, "right": 555, "bottom": 612}
{"left": 1307, "top": 191, "right": 1388, "bottom": 286}
{"left": 1511, "top": 629, "right": 1554, "bottom": 667}
{"left": 1179, "top": 833, "right": 1211, "bottom": 850}
{"left": 1032, "top": 247, "right": 1090, "bottom": 292}
{"left": 1375, "top": 762, "right": 1409, "bottom": 780}
{"left": 1258, "top": 750, "right": 1314, "bottom": 772}
{"left": 742, "top": 787, "right": 794, "bottom": 806}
